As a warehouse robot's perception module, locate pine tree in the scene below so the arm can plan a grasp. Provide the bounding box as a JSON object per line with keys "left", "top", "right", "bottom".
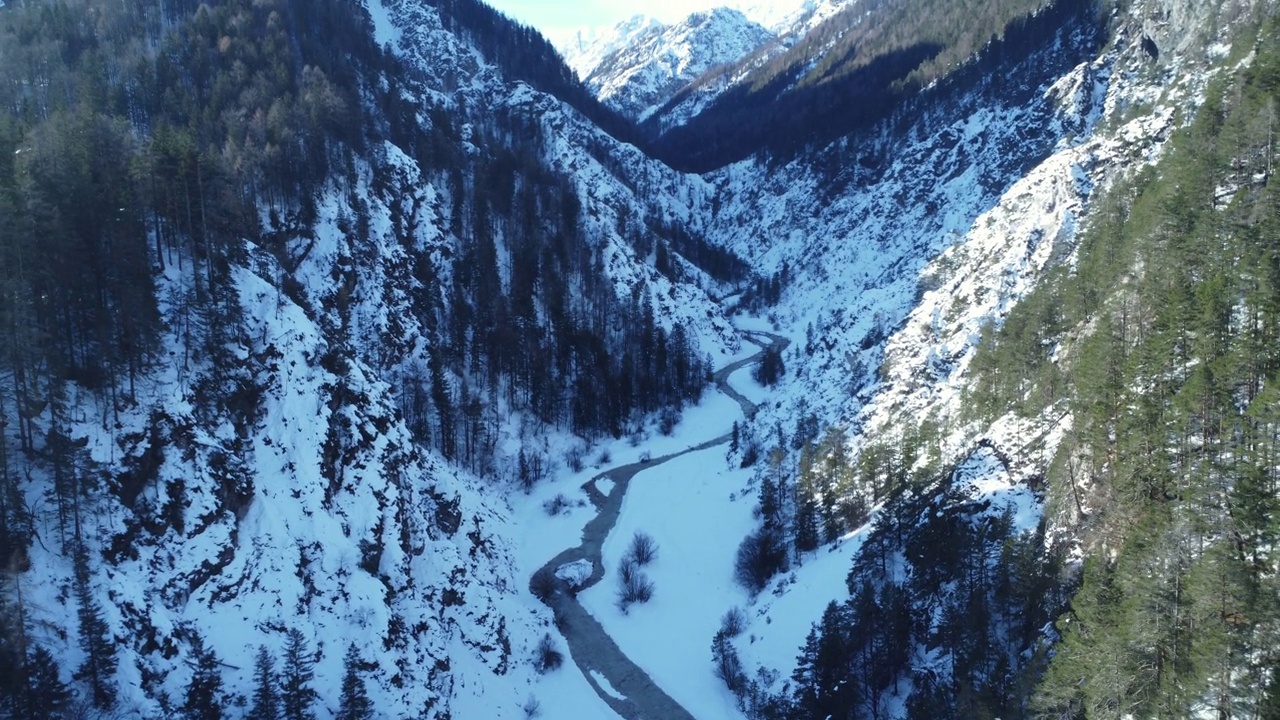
{"left": 790, "top": 626, "right": 821, "bottom": 716}
{"left": 336, "top": 644, "right": 372, "bottom": 720}
{"left": 281, "top": 629, "right": 316, "bottom": 720}
{"left": 250, "top": 646, "right": 280, "bottom": 720}
{"left": 24, "top": 644, "right": 71, "bottom": 720}
{"left": 794, "top": 488, "right": 820, "bottom": 555}
{"left": 182, "top": 633, "right": 224, "bottom": 720}
{"left": 0, "top": 587, "right": 23, "bottom": 717}
{"left": 73, "top": 549, "right": 117, "bottom": 709}
{"left": 812, "top": 601, "right": 857, "bottom": 719}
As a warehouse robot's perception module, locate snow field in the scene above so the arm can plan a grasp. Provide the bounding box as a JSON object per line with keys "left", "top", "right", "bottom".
{"left": 579, "top": 446, "right": 757, "bottom": 720}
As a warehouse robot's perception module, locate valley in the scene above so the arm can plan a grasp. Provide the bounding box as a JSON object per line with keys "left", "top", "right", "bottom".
{"left": 0, "top": 0, "right": 1278, "bottom": 717}
{"left": 528, "top": 330, "right": 784, "bottom": 719}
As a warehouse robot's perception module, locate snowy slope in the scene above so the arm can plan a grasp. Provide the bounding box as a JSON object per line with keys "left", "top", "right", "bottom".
{"left": 23, "top": 235, "right": 539, "bottom": 718}
{"left": 374, "top": 0, "right": 738, "bottom": 359}
{"left": 674, "top": 0, "right": 1252, "bottom": 708}
{"left": 731, "top": 0, "right": 851, "bottom": 34}
{"left": 701, "top": 0, "right": 1237, "bottom": 470}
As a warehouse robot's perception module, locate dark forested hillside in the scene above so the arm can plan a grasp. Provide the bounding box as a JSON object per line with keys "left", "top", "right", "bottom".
{"left": 967, "top": 15, "right": 1280, "bottom": 716}
{"left": 0, "top": 0, "right": 743, "bottom": 714}
{"left": 648, "top": 0, "right": 1105, "bottom": 172}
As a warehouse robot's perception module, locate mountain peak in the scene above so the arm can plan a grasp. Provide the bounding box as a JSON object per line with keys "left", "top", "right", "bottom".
{"left": 559, "top": 6, "right": 776, "bottom": 121}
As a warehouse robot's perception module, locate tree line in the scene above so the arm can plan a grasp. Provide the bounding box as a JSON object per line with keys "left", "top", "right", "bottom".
{"left": 969, "top": 14, "right": 1280, "bottom": 717}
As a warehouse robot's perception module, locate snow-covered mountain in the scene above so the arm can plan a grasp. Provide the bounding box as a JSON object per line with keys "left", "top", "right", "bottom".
{"left": 731, "top": 0, "right": 851, "bottom": 34}
{"left": 552, "top": 0, "right": 854, "bottom": 122}
{"left": 2, "top": 0, "right": 1276, "bottom": 716}
{"left": 557, "top": 8, "right": 776, "bottom": 121}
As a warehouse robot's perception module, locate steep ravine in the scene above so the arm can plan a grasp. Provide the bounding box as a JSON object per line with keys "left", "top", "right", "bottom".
{"left": 529, "top": 331, "right": 788, "bottom": 718}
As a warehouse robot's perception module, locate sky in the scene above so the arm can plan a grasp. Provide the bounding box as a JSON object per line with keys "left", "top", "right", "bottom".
{"left": 483, "top": 0, "right": 721, "bottom": 35}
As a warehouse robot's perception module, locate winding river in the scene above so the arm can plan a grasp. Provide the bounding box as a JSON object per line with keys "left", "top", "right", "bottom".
{"left": 529, "top": 330, "right": 789, "bottom": 719}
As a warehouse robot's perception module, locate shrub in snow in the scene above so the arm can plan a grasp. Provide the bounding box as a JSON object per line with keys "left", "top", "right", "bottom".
{"left": 530, "top": 570, "right": 556, "bottom": 602}
{"left": 522, "top": 694, "right": 541, "bottom": 719}
{"left": 616, "top": 558, "right": 654, "bottom": 612}
{"left": 734, "top": 526, "right": 788, "bottom": 594}
{"left": 720, "top": 606, "right": 746, "bottom": 638}
{"left": 626, "top": 531, "right": 657, "bottom": 566}
{"left": 566, "top": 445, "right": 586, "bottom": 473}
{"left": 711, "top": 630, "right": 746, "bottom": 695}
{"left": 533, "top": 633, "right": 563, "bottom": 673}
{"left": 658, "top": 407, "right": 679, "bottom": 436}
{"left": 542, "top": 494, "right": 571, "bottom": 516}
{"left": 517, "top": 448, "right": 550, "bottom": 492}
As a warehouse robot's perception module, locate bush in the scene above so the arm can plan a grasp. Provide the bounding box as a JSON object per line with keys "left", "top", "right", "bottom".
{"left": 658, "top": 407, "right": 679, "bottom": 436}
{"left": 720, "top": 606, "right": 747, "bottom": 637}
{"left": 522, "top": 694, "right": 541, "bottom": 719}
{"left": 566, "top": 445, "right": 585, "bottom": 473}
{"left": 530, "top": 570, "right": 556, "bottom": 602}
{"left": 616, "top": 559, "right": 654, "bottom": 613}
{"left": 626, "top": 531, "right": 658, "bottom": 566}
{"left": 734, "top": 527, "right": 788, "bottom": 594}
{"left": 542, "top": 494, "right": 571, "bottom": 516}
{"left": 533, "top": 633, "right": 563, "bottom": 673}
{"left": 711, "top": 630, "right": 746, "bottom": 695}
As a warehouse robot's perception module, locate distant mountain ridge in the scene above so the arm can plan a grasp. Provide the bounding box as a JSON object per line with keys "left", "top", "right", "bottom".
{"left": 553, "top": 0, "right": 852, "bottom": 122}
{"left": 556, "top": 8, "right": 775, "bottom": 121}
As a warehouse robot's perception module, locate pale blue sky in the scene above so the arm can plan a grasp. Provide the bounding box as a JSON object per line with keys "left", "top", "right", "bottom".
{"left": 484, "top": 0, "right": 719, "bottom": 35}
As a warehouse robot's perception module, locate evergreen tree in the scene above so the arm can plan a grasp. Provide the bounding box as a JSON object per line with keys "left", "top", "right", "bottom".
{"left": 811, "top": 601, "right": 857, "bottom": 718}
{"left": 0, "top": 588, "right": 23, "bottom": 718}
{"left": 72, "top": 549, "right": 116, "bottom": 709}
{"left": 24, "top": 644, "right": 71, "bottom": 720}
{"left": 794, "top": 490, "right": 820, "bottom": 555}
{"left": 336, "top": 644, "right": 372, "bottom": 720}
{"left": 790, "top": 626, "right": 821, "bottom": 717}
{"left": 182, "top": 634, "right": 224, "bottom": 720}
{"left": 794, "top": 442, "right": 820, "bottom": 554}
{"left": 250, "top": 646, "right": 281, "bottom": 720}
{"left": 281, "top": 629, "right": 316, "bottom": 720}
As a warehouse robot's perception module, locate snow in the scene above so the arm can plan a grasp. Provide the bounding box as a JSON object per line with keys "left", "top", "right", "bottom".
{"left": 9, "top": 0, "right": 1247, "bottom": 715}
{"left": 556, "top": 559, "right": 595, "bottom": 589}
{"left": 596, "top": 477, "right": 617, "bottom": 497}
{"left": 951, "top": 446, "right": 1042, "bottom": 533}
{"left": 553, "top": 1, "right": 856, "bottom": 122}
{"left": 364, "top": 0, "right": 403, "bottom": 49}
{"left": 590, "top": 670, "right": 628, "bottom": 701}
{"left": 509, "top": 379, "right": 753, "bottom": 584}
{"left": 736, "top": 524, "right": 871, "bottom": 682}
{"left": 578, "top": 434, "right": 756, "bottom": 720}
